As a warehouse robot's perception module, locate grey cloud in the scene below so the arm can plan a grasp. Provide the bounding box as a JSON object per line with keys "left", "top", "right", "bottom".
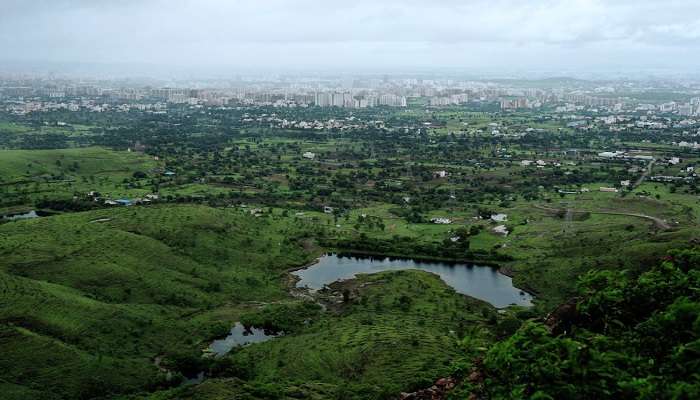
{"left": 0, "top": 0, "right": 698, "bottom": 72}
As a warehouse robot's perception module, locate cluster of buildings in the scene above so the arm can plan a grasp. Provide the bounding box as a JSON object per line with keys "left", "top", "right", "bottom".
{"left": 313, "top": 92, "right": 407, "bottom": 108}
{"left": 86, "top": 191, "right": 159, "bottom": 207}
{"left": 3, "top": 99, "right": 167, "bottom": 115}
{"left": 597, "top": 151, "right": 654, "bottom": 161}
{"left": 500, "top": 98, "right": 536, "bottom": 110}
{"left": 429, "top": 93, "right": 469, "bottom": 106}
{"left": 2, "top": 76, "right": 700, "bottom": 116}
{"left": 241, "top": 113, "right": 381, "bottom": 131}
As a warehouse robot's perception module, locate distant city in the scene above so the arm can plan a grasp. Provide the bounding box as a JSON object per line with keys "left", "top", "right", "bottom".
{"left": 3, "top": 74, "right": 700, "bottom": 114}
{"left": 2, "top": 74, "right": 699, "bottom": 146}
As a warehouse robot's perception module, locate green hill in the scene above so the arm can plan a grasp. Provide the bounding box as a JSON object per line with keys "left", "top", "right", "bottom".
{"left": 0, "top": 205, "right": 314, "bottom": 399}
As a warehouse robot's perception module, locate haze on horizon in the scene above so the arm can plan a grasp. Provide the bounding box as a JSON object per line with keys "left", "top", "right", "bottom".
{"left": 1, "top": 0, "right": 699, "bottom": 77}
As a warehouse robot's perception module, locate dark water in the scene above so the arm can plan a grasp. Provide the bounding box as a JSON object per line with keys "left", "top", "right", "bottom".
{"left": 208, "top": 322, "right": 279, "bottom": 357}
{"left": 293, "top": 254, "right": 533, "bottom": 308}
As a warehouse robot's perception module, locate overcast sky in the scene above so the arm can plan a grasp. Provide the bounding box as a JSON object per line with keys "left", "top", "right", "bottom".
{"left": 1, "top": 0, "right": 698, "bottom": 76}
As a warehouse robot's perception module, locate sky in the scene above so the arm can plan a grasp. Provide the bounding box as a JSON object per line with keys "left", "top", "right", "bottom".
{"left": 1, "top": 0, "right": 699, "bottom": 76}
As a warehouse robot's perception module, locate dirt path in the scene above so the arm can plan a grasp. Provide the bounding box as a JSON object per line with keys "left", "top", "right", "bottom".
{"left": 534, "top": 204, "right": 671, "bottom": 230}
{"left": 594, "top": 210, "right": 671, "bottom": 230}
{"left": 632, "top": 159, "right": 656, "bottom": 188}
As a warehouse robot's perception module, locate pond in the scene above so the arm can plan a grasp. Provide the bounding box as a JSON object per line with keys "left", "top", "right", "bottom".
{"left": 292, "top": 254, "right": 533, "bottom": 308}
{"left": 207, "top": 322, "right": 279, "bottom": 357}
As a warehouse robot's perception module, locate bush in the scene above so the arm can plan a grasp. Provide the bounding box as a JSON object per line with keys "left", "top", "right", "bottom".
{"left": 474, "top": 249, "right": 700, "bottom": 399}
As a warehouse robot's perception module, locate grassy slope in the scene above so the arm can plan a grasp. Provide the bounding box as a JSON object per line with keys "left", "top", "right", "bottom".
{"left": 499, "top": 193, "right": 698, "bottom": 308}
{"left": 140, "top": 271, "right": 492, "bottom": 400}
{"left": 0, "top": 205, "right": 315, "bottom": 399}
{"left": 0, "top": 147, "right": 159, "bottom": 210}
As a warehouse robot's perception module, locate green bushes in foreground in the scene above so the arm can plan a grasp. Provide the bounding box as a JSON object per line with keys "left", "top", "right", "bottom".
{"left": 467, "top": 248, "right": 700, "bottom": 400}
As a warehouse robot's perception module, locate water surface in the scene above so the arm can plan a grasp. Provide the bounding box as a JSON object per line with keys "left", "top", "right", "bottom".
{"left": 208, "top": 322, "right": 279, "bottom": 357}
{"left": 293, "top": 254, "right": 532, "bottom": 308}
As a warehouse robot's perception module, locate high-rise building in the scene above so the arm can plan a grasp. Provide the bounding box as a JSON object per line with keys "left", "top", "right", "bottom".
{"left": 314, "top": 92, "right": 332, "bottom": 107}
{"left": 678, "top": 104, "right": 694, "bottom": 116}
{"left": 378, "top": 94, "right": 406, "bottom": 107}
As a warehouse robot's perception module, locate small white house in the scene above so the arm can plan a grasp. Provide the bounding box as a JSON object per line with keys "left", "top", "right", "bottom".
{"left": 598, "top": 151, "right": 624, "bottom": 158}
{"left": 302, "top": 151, "right": 315, "bottom": 160}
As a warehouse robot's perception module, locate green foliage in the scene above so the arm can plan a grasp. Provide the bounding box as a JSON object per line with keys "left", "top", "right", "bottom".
{"left": 239, "top": 301, "right": 322, "bottom": 334}
{"left": 0, "top": 205, "right": 316, "bottom": 399}
{"left": 475, "top": 249, "right": 700, "bottom": 399}
{"left": 194, "top": 271, "right": 489, "bottom": 400}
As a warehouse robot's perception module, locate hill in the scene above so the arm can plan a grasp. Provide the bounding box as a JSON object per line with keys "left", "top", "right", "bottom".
{"left": 0, "top": 205, "right": 314, "bottom": 399}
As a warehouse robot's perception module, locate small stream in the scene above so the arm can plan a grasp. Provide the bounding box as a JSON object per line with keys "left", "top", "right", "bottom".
{"left": 1, "top": 210, "right": 39, "bottom": 220}
{"left": 1, "top": 210, "right": 56, "bottom": 221}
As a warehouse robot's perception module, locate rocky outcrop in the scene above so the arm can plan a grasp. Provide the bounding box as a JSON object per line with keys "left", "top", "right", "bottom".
{"left": 544, "top": 297, "right": 580, "bottom": 335}
{"left": 399, "top": 377, "right": 458, "bottom": 400}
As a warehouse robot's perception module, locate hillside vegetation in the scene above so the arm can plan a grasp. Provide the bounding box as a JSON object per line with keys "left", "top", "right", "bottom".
{"left": 454, "top": 249, "right": 700, "bottom": 399}
{"left": 0, "top": 205, "right": 313, "bottom": 399}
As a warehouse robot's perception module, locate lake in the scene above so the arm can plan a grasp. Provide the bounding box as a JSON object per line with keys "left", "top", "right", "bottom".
{"left": 292, "top": 254, "right": 533, "bottom": 308}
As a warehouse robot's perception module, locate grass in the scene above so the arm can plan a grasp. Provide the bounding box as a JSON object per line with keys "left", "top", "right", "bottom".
{"left": 0, "top": 205, "right": 317, "bottom": 399}
{"left": 138, "top": 270, "right": 492, "bottom": 400}
{"left": 0, "top": 203, "right": 505, "bottom": 400}
{"left": 0, "top": 147, "right": 160, "bottom": 207}
{"left": 3, "top": 117, "right": 699, "bottom": 398}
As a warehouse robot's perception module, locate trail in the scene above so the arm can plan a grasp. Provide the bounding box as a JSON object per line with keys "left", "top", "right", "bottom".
{"left": 534, "top": 204, "right": 671, "bottom": 230}
{"left": 564, "top": 207, "right": 573, "bottom": 233}
{"left": 632, "top": 159, "right": 656, "bottom": 189}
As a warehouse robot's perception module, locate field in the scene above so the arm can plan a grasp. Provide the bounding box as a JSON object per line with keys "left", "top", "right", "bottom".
{"left": 1, "top": 103, "right": 699, "bottom": 399}
{"left": 0, "top": 147, "right": 160, "bottom": 213}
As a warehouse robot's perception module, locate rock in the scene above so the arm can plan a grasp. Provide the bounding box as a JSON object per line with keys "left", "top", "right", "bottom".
{"left": 545, "top": 297, "right": 581, "bottom": 335}
{"left": 399, "top": 377, "right": 458, "bottom": 399}
{"left": 468, "top": 370, "right": 483, "bottom": 383}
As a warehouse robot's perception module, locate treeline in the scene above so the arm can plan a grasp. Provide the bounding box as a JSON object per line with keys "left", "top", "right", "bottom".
{"left": 323, "top": 233, "right": 514, "bottom": 262}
